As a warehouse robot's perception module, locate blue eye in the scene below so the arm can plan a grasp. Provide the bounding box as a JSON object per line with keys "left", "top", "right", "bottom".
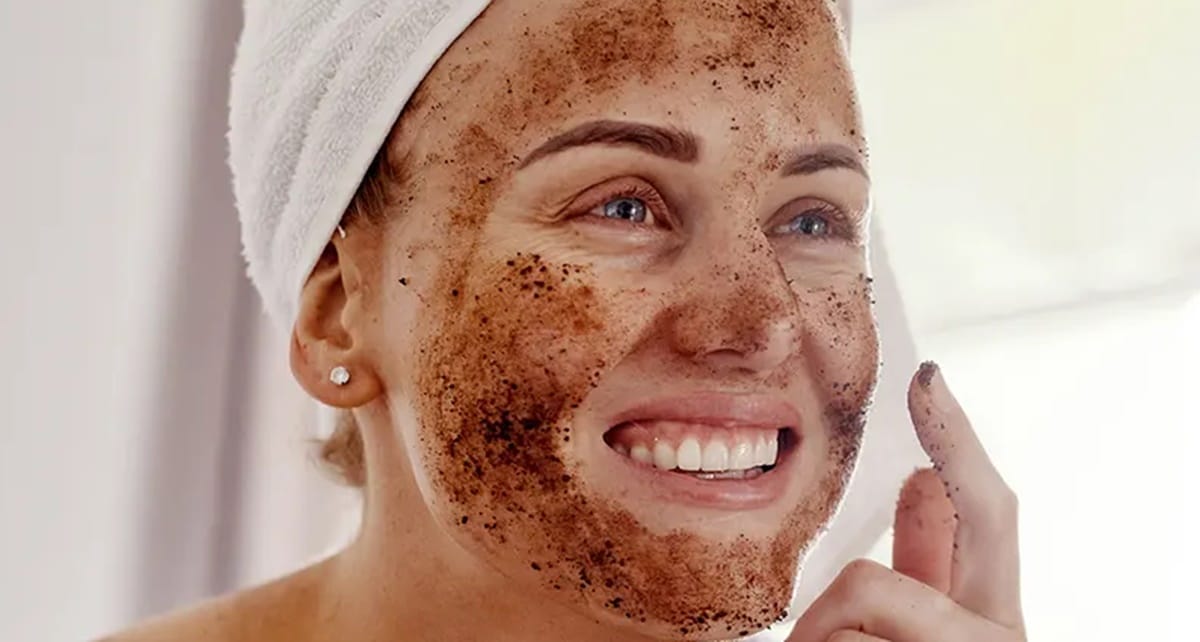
{"left": 772, "top": 206, "right": 840, "bottom": 238}
{"left": 783, "top": 211, "right": 832, "bottom": 237}
{"left": 601, "top": 197, "right": 649, "bottom": 223}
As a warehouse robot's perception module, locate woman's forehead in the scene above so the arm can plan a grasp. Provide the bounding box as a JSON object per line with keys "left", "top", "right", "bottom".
{"left": 409, "top": 0, "right": 859, "bottom": 165}
{"left": 466, "top": 0, "right": 849, "bottom": 88}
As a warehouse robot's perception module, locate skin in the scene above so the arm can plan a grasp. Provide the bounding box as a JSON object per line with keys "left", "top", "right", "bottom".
{"left": 789, "top": 364, "right": 1026, "bottom": 641}
{"left": 105, "top": 1, "right": 1025, "bottom": 641}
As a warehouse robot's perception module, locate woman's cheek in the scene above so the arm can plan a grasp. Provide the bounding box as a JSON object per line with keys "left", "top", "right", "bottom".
{"left": 795, "top": 273, "right": 880, "bottom": 440}
{"left": 413, "top": 252, "right": 623, "bottom": 536}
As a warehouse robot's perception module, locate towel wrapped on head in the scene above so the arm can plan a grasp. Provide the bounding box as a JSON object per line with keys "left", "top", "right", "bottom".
{"left": 230, "top": 0, "right": 493, "bottom": 328}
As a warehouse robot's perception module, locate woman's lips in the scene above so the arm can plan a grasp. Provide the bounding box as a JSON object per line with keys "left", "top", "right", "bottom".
{"left": 608, "top": 392, "right": 803, "bottom": 429}
{"left": 598, "top": 393, "right": 803, "bottom": 510}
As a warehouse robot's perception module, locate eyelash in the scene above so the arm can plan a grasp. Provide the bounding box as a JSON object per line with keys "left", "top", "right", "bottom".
{"left": 570, "top": 179, "right": 673, "bottom": 229}
{"left": 569, "top": 178, "right": 854, "bottom": 241}
{"left": 769, "top": 200, "right": 855, "bottom": 242}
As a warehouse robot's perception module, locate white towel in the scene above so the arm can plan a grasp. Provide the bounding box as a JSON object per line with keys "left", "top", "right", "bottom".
{"left": 230, "top": 0, "right": 492, "bottom": 327}
{"left": 228, "top": 0, "right": 925, "bottom": 632}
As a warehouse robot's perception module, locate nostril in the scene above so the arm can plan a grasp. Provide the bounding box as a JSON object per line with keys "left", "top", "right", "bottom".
{"left": 667, "top": 291, "right": 801, "bottom": 371}
{"left": 700, "top": 319, "right": 799, "bottom": 374}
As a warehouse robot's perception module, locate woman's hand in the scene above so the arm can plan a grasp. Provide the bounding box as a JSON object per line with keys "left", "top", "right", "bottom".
{"left": 788, "top": 363, "right": 1025, "bottom": 642}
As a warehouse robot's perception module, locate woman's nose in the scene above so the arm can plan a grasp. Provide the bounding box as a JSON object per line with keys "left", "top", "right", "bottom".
{"left": 668, "top": 275, "right": 802, "bottom": 376}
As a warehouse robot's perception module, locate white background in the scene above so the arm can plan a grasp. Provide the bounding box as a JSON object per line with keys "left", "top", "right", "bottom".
{"left": 1, "top": 0, "right": 1196, "bottom": 640}
{"left": 854, "top": 2, "right": 1200, "bottom": 640}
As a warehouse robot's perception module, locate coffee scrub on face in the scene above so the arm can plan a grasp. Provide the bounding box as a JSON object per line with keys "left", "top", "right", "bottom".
{"left": 350, "top": 2, "right": 882, "bottom": 638}
{"left": 110, "top": 1, "right": 910, "bottom": 642}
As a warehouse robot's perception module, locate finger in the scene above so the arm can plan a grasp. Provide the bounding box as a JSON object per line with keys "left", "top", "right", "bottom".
{"left": 786, "top": 559, "right": 1009, "bottom": 642}
{"left": 908, "top": 361, "right": 1023, "bottom": 629}
{"left": 827, "top": 630, "right": 889, "bottom": 642}
{"left": 892, "top": 468, "right": 955, "bottom": 593}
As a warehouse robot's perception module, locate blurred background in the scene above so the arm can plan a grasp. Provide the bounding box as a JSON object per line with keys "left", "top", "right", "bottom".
{"left": 1, "top": 0, "right": 1196, "bottom": 640}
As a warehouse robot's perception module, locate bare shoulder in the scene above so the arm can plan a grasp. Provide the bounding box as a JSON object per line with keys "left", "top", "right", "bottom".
{"left": 97, "top": 592, "right": 249, "bottom": 642}
{"left": 98, "top": 563, "right": 330, "bottom": 642}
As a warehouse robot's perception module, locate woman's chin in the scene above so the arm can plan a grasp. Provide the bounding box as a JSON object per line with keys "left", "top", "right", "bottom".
{"left": 570, "top": 540, "right": 804, "bottom": 641}
{"left": 530, "top": 441, "right": 845, "bottom": 639}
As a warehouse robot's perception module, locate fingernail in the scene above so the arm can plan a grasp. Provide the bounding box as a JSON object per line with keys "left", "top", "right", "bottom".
{"left": 927, "top": 364, "right": 954, "bottom": 412}
{"left": 917, "top": 360, "right": 939, "bottom": 388}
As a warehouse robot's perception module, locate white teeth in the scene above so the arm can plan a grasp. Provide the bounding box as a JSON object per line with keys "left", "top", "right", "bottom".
{"left": 617, "top": 433, "right": 782, "bottom": 472}
{"left": 653, "top": 441, "right": 677, "bottom": 471}
{"left": 701, "top": 441, "right": 729, "bottom": 472}
{"left": 754, "top": 437, "right": 773, "bottom": 467}
{"left": 630, "top": 444, "right": 653, "bottom": 466}
{"left": 729, "top": 441, "right": 755, "bottom": 470}
{"left": 676, "top": 438, "right": 703, "bottom": 471}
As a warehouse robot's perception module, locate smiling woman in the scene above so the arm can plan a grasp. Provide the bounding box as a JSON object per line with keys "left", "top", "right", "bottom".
{"left": 103, "top": 1, "right": 1024, "bottom": 641}
{"left": 357, "top": 2, "right": 876, "bottom": 623}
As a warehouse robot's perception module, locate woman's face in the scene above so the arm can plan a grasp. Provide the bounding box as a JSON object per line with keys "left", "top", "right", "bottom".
{"left": 358, "top": 0, "right": 876, "bottom": 638}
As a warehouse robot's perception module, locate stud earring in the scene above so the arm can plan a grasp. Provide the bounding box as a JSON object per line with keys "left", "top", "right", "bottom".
{"left": 329, "top": 366, "right": 351, "bottom": 386}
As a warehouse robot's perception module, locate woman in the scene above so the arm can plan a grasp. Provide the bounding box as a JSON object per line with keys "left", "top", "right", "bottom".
{"left": 110, "top": 0, "right": 1024, "bottom": 640}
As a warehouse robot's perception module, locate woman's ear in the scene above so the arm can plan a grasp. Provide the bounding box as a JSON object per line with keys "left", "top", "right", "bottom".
{"left": 290, "top": 239, "right": 383, "bottom": 409}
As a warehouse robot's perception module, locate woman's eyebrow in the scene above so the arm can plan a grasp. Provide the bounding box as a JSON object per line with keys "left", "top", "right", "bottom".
{"left": 517, "top": 120, "right": 867, "bottom": 180}
{"left": 781, "top": 144, "right": 868, "bottom": 179}
{"left": 518, "top": 119, "right": 700, "bottom": 169}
